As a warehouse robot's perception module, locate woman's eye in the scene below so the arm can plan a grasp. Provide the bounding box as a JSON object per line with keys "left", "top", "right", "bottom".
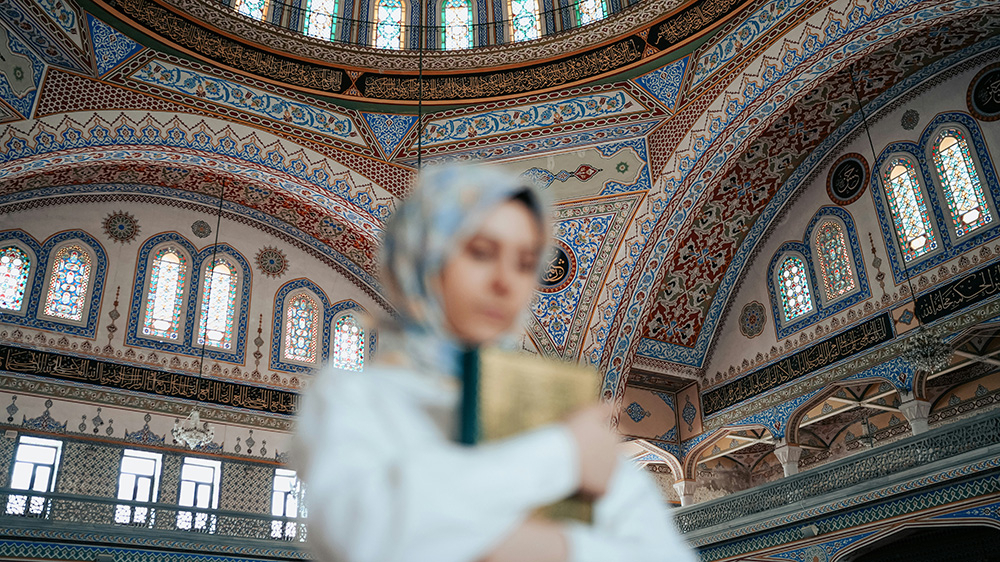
{"left": 467, "top": 243, "right": 495, "bottom": 260}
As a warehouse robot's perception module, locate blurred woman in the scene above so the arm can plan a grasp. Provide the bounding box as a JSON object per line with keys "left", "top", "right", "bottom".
{"left": 293, "top": 165, "right": 696, "bottom": 562}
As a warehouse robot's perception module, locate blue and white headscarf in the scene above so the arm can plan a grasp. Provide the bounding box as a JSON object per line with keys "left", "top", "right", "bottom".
{"left": 379, "top": 164, "right": 550, "bottom": 378}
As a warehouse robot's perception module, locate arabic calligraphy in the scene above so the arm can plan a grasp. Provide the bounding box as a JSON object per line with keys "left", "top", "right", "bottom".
{"left": 916, "top": 261, "right": 1000, "bottom": 323}
{"left": 702, "top": 313, "right": 894, "bottom": 415}
{"left": 539, "top": 243, "right": 575, "bottom": 293}
{"left": 971, "top": 66, "right": 1000, "bottom": 119}
{"left": 827, "top": 154, "right": 869, "bottom": 205}
{"left": 0, "top": 345, "right": 298, "bottom": 415}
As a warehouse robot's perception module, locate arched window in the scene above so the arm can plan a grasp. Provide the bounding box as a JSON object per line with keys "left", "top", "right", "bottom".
{"left": 333, "top": 315, "right": 364, "bottom": 371}
{"left": 510, "top": 0, "right": 540, "bottom": 41}
{"left": 442, "top": 0, "right": 471, "bottom": 50}
{"left": 883, "top": 157, "right": 936, "bottom": 262}
{"left": 43, "top": 245, "right": 92, "bottom": 321}
{"left": 778, "top": 255, "right": 812, "bottom": 321}
{"left": 197, "top": 259, "right": 238, "bottom": 350}
{"left": 283, "top": 294, "right": 319, "bottom": 363}
{"left": 815, "top": 221, "right": 855, "bottom": 301}
{"left": 932, "top": 129, "right": 991, "bottom": 237}
{"left": 575, "top": 0, "right": 605, "bottom": 25}
{"left": 374, "top": 0, "right": 404, "bottom": 49}
{"left": 142, "top": 248, "right": 187, "bottom": 340}
{"left": 304, "top": 0, "right": 339, "bottom": 39}
{"left": 234, "top": 0, "right": 268, "bottom": 20}
{"left": 0, "top": 246, "right": 30, "bottom": 312}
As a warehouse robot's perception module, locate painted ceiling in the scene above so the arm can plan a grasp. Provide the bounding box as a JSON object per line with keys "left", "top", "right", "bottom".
{"left": 2, "top": 0, "right": 999, "bottom": 398}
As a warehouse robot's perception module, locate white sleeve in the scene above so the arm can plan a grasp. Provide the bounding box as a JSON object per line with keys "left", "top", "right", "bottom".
{"left": 565, "top": 459, "right": 699, "bottom": 562}
{"left": 292, "top": 369, "right": 581, "bottom": 562}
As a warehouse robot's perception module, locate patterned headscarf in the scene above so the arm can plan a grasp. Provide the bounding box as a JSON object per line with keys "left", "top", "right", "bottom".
{"left": 380, "top": 164, "right": 549, "bottom": 376}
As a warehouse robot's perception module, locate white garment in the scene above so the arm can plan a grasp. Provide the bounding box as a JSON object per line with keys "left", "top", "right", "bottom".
{"left": 292, "top": 364, "right": 698, "bottom": 562}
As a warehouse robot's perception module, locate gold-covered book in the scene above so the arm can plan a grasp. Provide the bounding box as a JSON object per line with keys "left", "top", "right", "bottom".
{"left": 479, "top": 348, "right": 602, "bottom": 521}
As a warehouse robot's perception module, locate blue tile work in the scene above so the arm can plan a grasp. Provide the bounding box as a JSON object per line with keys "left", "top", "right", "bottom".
{"left": 87, "top": 14, "right": 142, "bottom": 76}
{"left": 0, "top": 24, "right": 46, "bottom": 119}
{"left": 626, "top": 401, "right": 651, "bottom": 423}
{"left": 0, "top": 0, "right": 86, "bottom": 72}
{"left": 598, "top": 137, "right": 651, "bottom": 195}
{"left": 124, "top": 233, "right": 251, "bottom": 364}
{"left": 872, "top": 113, "right": 1000, "bottom": 284}
{"left": 634, "top": 56, "right": 688, "bottom": 112}
{"left": 617, "top": 11, "right": 1000, "bottom": 373}
{"left": 361, "top": 112, "right": 419, "bottom": 158}
{"left": 0, "top": 230, "right": 108, "bottom": 338}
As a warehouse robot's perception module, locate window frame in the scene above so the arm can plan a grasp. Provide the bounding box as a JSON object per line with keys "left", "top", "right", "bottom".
{"left": 877, "top": 152, "right": 943, "bottom": 266}
{"left": 270, "top": 468, "right": 302, "bottom": 540}
{"left": 6, "top": 435, "right": 63, "bottom": 517}
{"left": 139, "top": 244, "right": 192, "bottom": 343}
{"left": 193, "top": 256, "right": 243, "bottom": 352}
{"left": 115, "top": 449, "right": 163, "bottom": 527}
{"left": 440, "top": 0, "right": 473, "bottom": 50}
{"left": 373, "top": 0, "right": 407, "bottom": 49}
{"left": 37, "top": 241, "right": 98, "bottom": 327}
{"left": 0, "top": 241, "right": 37, "bottom": 317}
{"left": 811, "top": 216, "right": 861, "bottom": 307}
{"left": 176, "top": 456, "right": 222, "bottom": 533}
{"left": 926, "top": 123, "right": 996, "bottom": 241}
{"left": 331, "top": 311, "right": 366, "bottom": 372}
{"left": 508, "top": 0, "right": 541, "bottom": 42}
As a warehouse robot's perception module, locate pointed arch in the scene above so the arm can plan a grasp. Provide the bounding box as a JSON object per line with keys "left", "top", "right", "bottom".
{"left": 931, "top": 127, "right": 992, "bottom": 237}
{"left": 777, "top": 254, "right": 813, "bottom": 322}
{"left": 332, "top": 313, "right": 365, "bottom": 371}
{"left": 42, "top": 244, "right": 93, "bottom": 322}
{"left": 197, "top": 258, "right": 239, "bottom": 351}
{"left": 142, "top": 246, "right": 189, "bottom": 340}
{"left": 882, "top": 155, "right": 937, "bottom": 262}
{"left": 271, "top": 279, "right": 334, "bottom": 372}
{"left": 441, "top": 0, "right": 472, "bottom": 50}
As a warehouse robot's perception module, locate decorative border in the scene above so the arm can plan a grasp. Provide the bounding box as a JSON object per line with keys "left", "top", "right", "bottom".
{"left": 0, "top": 230, "right": 108, "bottom": 339}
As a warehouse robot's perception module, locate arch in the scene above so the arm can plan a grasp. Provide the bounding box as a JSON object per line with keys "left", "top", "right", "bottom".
{"left": 189, "top": 244, "right": 251, "bottom": 363}
{"left": 882, "top": 154, "right": 938, "bottom": 262}
{"left": 141, "top": 245, "right": 191, "bottom": 341}
{"left": 374, "top": 0, "right": 405, "bottom": 49}
{"left": 0, "top": 232, "right": 40, "bottom": 316}
{"left": 441, "top": 0, "right": 473, "bottom": 50}
{"left": 197, "top": 258, "right": 240, "bottom": 351}
{"left": 682, "top": 424, "right": 774, "bottom": 478}
{"left": 28, "top": 231, "right": 108, "bottom": 337}
{"left": 802, "top": 208, "right": 868, "bottom": 308}
{"left": 304, "top": 0, "right": 340, "bottom": 39}
{"left": 127, "top": 233, "right": 199, "bottom": 352}
{"left": 332, "top": 313, "right": 365, "bottom": 371}
{"left": 814, "top": 220, "right": 856, "bottom": 302}
{"left": 509, "top": 0, "right": 541, "bottom": 42}
{"left": 931, "top": 127, "right": 992, "bottom": 236}
{"left": 270, "top": 278, "right": 333, "bottom": 373}
{"left": 833, "top": 524, "right": 1000, "bottom": 562}
{"left": 768, "top": 244, "right": 817, "bottom": 336}
{"left": 785, "top": 377, "right": 901, "bottom": 447}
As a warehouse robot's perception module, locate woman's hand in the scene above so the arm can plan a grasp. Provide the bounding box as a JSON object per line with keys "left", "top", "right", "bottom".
{"left": 565, "top": 402, "right": 620, "bottom": 499}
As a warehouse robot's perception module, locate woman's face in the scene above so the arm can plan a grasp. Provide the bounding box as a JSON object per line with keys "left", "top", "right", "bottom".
{"left": 439, "top": 200, "right": 543, "bottom": 345}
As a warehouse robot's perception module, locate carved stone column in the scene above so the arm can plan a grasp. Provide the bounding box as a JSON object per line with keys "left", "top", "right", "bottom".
{"left": 672, "top": 479, "right": 697, "bottom": 507}
{"left": 773, "top": 440, "right": 803, "bottom": 477}
{"left": 899, "top": 391, "right": 932, "bottom": 435}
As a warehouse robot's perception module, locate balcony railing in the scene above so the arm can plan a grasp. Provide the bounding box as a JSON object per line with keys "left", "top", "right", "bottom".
{"left": 0, "top": 490, "right": 307, "bottom": 556}
{"left": 674, "top": 408, "right": 1000, "bottom": 535}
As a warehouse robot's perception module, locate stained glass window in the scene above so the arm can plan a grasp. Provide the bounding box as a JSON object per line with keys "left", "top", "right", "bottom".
{"left": 333, "top": 315, "right": 364, "bottom": 371}
{"left": 779, "top": 255, "right": 813, "bottom": 321}
{"left": 815, "top": 221, "right": 856, "bottom": 300}
{"left": 374, "top": 0, "right": 404, "bottom": 49}
{"left": 510, "top": 0, "right": 540, "bottom": 41}
{"left": 884, "top": 158, "right": 936, "bottom": 261}
{"left": 143, "top": 248, "right": 186, "bottom": 340}
{"left": 933, "top": 129, "right": 991, "bottom": 237}
{"left": 304, "top": 0, "right": 339, "bottom": 39}
{"left": 442, "top": 0, "right": 471, "bottom": 50}
{"left": 235, "top": 0, "right": 268, "bottom": 20}
{"left": 575, "top": 0, "right": 606, "bottom": 25}
{"left": 43, "top": 245, "right": 91, "bottom": 321}
{"left": 0, "top": 246, "right": 29, "bottom": 312}
{"left": 197, "top": 259, "right": 237, "bottom": 350}
{"left": 284, "top": 294, "right": 318, "bottom": 363}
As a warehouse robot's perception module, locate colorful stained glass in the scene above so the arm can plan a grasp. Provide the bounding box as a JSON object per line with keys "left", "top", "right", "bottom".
{"left": 333, "top": 315, "right": 364, "bottom": 371}
{"left": 235, "top": 0, "right": 268, "bottom": 20}
{"left": 197, "top": 260, "right": 237, "bottom": 350}
{"left": 575, "top": 0, "right": 605, "bottom": 25}
{"left": 43, "top": 246, "right": 91, "bottom": 321}
{"left": 779, "top": 255, "right": 813, "bottom": 321}
{"left": 284, "top": 294, "right": 318, "bottom": 363}
{"left": 304, "top": 0, "right": 339, "bottom": 39}
{"left": 0, "top": 246, "right": 29, "bottom": 312}
{"left": 510, "top": 0, "right": 540, "bottom": 41}
{"left": 884, "top": 158, "right": 937, "bottom": 262}
{"left": 815, "top": 221, "right": 856, "bottom": 300}
{"left": 933, "top": 129, "right": 991, "bottom": 236}
{"left": 374, "top": 0, "right": 403, "bottom": 49}
{"left": 143, "top": 248, "right": 187, "bottom": 340}
{"left": 442, "top": 0, "right": 471, "bottom": 50}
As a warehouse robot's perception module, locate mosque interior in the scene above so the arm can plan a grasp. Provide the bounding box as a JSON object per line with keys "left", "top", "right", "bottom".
{"left": 1, "top": 0, "right": 1000, "bottom": 558}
